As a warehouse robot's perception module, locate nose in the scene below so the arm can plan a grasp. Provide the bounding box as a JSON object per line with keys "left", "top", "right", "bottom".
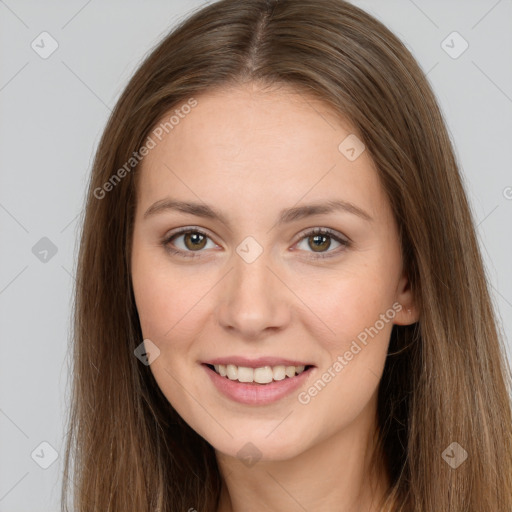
{"left": 215, "top": 249, "right": 292, "bottom": 339}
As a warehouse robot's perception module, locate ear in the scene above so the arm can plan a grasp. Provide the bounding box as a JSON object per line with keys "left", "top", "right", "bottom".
{"left": 393, "top": 272, "right": 420, "bottom": 325}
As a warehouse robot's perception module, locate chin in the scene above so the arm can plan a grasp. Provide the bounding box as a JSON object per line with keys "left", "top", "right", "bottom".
{"left": 204, "top": 421, "right": 313, "bottom": 463}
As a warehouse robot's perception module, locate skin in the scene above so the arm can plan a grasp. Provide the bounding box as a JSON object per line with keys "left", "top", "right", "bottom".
{"left": 131, "top": 82, "right": 419, "bottom": 512}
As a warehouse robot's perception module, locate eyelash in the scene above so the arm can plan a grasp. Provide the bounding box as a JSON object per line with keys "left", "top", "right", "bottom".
{"left": 161, "top": 226, "right": 350, "bottom": 260}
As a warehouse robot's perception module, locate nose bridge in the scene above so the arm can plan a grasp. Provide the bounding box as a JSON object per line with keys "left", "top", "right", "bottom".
{"left": 215, "top": 240, "right": 291, "bottom": 336}
{"left": 234, "top": 246, "right": 273, "bottom": 295}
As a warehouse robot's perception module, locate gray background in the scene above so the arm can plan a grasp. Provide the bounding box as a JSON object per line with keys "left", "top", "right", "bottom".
{"left": 0, "top": 0, "right": 511, "bottom": 510}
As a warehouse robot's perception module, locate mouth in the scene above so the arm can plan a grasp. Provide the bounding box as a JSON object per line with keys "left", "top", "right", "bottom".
{"left": 204, "top": 363, "right": 315, "bottom": 385}
{"left": 202, "top": 359, "right": 316, "bottom": 405}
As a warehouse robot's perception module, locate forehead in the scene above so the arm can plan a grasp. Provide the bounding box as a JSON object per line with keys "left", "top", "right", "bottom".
{"left": 136, "top": 83, "right": 387, "bottom": 222}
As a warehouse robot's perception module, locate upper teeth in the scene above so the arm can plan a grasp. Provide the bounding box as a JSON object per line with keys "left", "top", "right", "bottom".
{"left": 214, "top": 364, "right": 306, "bottom": 383}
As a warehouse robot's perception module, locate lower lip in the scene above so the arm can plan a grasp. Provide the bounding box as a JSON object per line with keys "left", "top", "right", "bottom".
{"left": 203, "top": 364, "right": 314, "bottom": 405}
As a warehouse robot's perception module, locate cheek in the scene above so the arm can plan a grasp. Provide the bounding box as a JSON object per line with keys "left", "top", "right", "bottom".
{"left": 298, "top": 260, "right": 399, "bottom": 350}
{"left": 131, "top": 244, "right": 211, "bottom": 341}
{"left": 130, "top": 248, "right": 213, "bottom": 433}
{"left": 290, "top": 262, "right": 397, "bottom": 414}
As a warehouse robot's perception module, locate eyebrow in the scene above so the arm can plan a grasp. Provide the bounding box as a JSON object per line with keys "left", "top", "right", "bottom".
{"left": 143, "top": 198, "right": 373, "bottom": 227}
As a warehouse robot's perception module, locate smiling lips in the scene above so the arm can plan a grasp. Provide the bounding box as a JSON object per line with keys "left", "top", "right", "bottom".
{"left": 202, "top": 356, "right": 315, "bottom": 404}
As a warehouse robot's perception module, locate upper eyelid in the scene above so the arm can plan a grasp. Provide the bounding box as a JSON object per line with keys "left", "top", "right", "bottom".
{"left": 165, "top": 226, "right": 218, "bottom": 244}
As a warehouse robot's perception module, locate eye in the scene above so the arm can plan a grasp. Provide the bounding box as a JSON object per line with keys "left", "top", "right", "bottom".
{"left": 294, "top": 228, "right": 350, "bottom": 259}
{"left": 162, "top": 227, "right": 218, "bottom": 258}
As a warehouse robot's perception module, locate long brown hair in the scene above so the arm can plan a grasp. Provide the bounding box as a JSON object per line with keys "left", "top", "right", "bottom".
{"left": 62, "top": 0, "right": 512, "bottom": 510}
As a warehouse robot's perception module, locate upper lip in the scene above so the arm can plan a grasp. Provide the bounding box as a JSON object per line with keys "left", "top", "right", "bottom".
{"left": 203, "top": 356, "right": 314, "bottom": 368}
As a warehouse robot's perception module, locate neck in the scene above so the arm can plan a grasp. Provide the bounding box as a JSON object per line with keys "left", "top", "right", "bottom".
{"left": 215, "top": 392, "right": 390, "bottom": 512}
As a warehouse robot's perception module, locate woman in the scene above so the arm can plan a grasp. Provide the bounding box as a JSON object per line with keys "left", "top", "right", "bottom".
{"left": 62, "top": 0, "right": 512, "bottom": 510}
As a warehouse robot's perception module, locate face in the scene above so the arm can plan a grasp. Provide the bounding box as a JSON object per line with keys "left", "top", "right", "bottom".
{"left": 131, "top": 82, "right": 417, "bottom": 462}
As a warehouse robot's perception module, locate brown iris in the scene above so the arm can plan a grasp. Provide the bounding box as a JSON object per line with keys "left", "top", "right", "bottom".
{"left": 184, "top": 232, "right": 207, "bottom": 251}
{"left": 308, "top": 233, "right": 331, "bottom": 252}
